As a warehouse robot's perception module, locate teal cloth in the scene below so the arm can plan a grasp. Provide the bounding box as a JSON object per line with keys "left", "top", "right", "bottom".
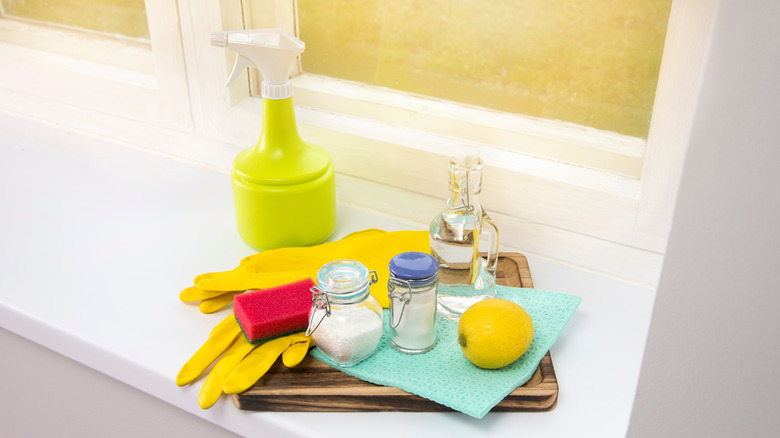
{"left": 310, "top": 286, "right": 581, "bottom": 418}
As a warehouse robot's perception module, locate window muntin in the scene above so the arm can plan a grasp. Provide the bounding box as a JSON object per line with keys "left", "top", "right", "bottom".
{"left": 296, "top": 0, "right": 672, "bottom": 139}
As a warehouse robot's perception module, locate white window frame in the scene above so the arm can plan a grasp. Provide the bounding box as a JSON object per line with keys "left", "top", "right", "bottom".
{"left": 0, "top": 2, "right": 190, "bottom": 130}
{"left": 227, "top": 0, "right": 716, "bottom": 285}
{"left": 0, "top": 0, "right": 718, "bottom": 287}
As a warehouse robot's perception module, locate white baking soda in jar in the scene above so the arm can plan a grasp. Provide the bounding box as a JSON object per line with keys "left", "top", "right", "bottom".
{"left": 306, "top": 260, "right": 384, "bottom": 367}
{"left": 387, "top": 252, "right": 439, "bottom": 354}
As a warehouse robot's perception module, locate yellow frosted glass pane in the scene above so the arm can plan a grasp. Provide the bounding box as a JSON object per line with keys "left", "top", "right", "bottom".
{"left": 298, "top": 0, "right": 671, "bottom": 138}
{"left": 1, "top": 0, "right": 150, "bottom": 40}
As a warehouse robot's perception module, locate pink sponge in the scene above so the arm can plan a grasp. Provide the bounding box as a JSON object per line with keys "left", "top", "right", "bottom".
{"left": 233, "top": 277, "right": 314, "bottom": 344}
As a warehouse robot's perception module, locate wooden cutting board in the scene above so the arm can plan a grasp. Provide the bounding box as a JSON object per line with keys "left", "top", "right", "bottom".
{"left": 233, "top": 252, "right": 558, "bottom": 412}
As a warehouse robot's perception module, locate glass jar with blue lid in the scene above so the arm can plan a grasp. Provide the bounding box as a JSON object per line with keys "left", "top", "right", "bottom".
{"left": 387, "top": 251, "right": 439, "bottom": 354}
{"left": 306, "top": 259, "right": 383, "bottom": 367}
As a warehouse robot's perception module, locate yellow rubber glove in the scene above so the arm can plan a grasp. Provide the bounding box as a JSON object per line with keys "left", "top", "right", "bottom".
{"left": 175, "top": 314, "right": 314, "bottom": 409}
{"left": 222, "top": 334, "right": 312, "bottom": 395}
{"left": 180, "top": 229, "right": 429, "bottom": 310}
{"left": 179, "top": 229, "right": 386, "bottom": 313}
{"left": 176, "top": 314, "right": 242, "bottom": 387}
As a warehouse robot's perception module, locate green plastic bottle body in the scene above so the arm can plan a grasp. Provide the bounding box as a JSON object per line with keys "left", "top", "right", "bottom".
{"left": 232, "top": 164, "right": 336, "bottom": 249}
{"left": 232, "top": 97, "right": 336, "bottom": 250}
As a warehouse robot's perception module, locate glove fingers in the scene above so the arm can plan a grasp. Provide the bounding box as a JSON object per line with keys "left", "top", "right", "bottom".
{"left": 222, "top": 337, "right": 293, "bottom": 395}
{"left": 176, "top": 317, "right": 242, "bottom": 387}
{"left": 199, "top": 291, "right": 242, "bottom": 314}
{"left": 193, "top": 271, "right": 224, "bottom": 285}
{"left": 281, "top": 338, "right": 313, "bottom": 368}
{"left": 195, "top": 274, "right": 248, "bottom": 292}
{"left": 179, "top": 286, "right": 233, "bottom": 302}
{"left": 196, "top": 270, "right": 312, "bottom": 293}
{"left": 194, "top": 269, "right": 259, "bottom": 291}
{"left": 210, "top": 313, "right": 238, "bottom": 337}
{"left": 285, "top": 332, "right": 312, "bottom": 343}
{"left": 197, "top": 336, "right": 256, "bottom": 409}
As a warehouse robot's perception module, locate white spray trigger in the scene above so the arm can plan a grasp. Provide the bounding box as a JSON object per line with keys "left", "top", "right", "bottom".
{"left": 226, "top": 54, "right": 256, "bottom": 87}
{"left": 212, "top": 29, "right": 304, "bottom": 99}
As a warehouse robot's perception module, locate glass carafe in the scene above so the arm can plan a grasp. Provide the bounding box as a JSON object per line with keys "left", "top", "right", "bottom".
{"left": 429, "top": 147, "right": 499, "bottom": 320}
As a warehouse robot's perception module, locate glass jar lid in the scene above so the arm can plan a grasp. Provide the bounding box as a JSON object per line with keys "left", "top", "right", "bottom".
{"left": 316, "top": 259, "right": 374, "bottom": 300}
{"left": 388, "top": 252, "right": 438, "bottom": 286}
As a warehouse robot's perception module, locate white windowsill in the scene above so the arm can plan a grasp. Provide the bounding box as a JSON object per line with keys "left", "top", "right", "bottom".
{"left": 0, "top": 110, "right": 654, "bottom": 436}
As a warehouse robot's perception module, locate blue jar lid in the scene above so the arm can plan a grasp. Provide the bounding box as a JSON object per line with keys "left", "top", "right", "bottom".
{"left": 388, "top": 252, "right": 438, "bottom": 281}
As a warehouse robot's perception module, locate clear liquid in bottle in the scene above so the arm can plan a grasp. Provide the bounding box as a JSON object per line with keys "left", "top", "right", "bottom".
{"left": 429, "top": 147, "right": 499, "bottom": 320}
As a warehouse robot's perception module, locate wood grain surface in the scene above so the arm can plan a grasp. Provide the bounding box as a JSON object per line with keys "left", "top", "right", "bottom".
{"left": 234, "top": 252, "right": 558, "bottom": 412}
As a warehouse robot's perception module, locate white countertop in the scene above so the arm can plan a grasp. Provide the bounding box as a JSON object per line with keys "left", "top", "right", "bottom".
{"left": 0, "top": 113, "right": 655, "bottom": 437}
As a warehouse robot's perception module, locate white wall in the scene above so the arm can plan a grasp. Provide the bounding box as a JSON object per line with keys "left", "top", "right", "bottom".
{"left": 0, "top": 329, "right": 239, "bottom": 438}
{"left": 627, "top": 1, "right": 780, "bottom": 436}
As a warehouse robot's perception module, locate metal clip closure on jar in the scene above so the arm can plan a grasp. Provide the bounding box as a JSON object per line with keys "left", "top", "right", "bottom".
{"left": 387, "top": 252, "right": 439, "bottom": 354}
{"left": 306, "top": 259, "right": 383, "bottom": 367}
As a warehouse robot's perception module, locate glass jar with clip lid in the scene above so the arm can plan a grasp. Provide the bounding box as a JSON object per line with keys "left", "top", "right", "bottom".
{"left": 387, "top": 252, "right": 439, "bottom": 354}
{"left": 306, "top": 259, "right": 384, "bottom": 367}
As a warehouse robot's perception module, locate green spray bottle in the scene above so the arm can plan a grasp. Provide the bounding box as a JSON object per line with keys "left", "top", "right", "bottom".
{"left": 212, "top": 28, "right": 336, "bottom": 250}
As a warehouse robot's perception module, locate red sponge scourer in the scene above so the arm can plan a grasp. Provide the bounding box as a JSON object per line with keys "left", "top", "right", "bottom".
{"left": 233, "top": 277, "right": 314, "bottom": 344}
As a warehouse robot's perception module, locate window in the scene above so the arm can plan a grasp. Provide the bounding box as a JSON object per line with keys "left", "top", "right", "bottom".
{"left": 1, "top": 0, "right": 151, "bottom": 40}
{"left": 234, "top": 0, "right": 715, "bottom": 284}
{"left": 0, "top": 1, "right": 189, "bottom": 131}
{"left": 297, "top": 0, "right": 671, "bottom": 140}
{"left": 237, "top": 0, "right": 672, "bottom": 180}
{"left": 0, "top": 1, "right": 719, "bottom": 285}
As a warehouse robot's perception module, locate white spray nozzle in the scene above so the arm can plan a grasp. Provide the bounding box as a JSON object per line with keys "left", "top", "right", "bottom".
{"left": 211, "top": 28, "right": 304, "bottom": 100}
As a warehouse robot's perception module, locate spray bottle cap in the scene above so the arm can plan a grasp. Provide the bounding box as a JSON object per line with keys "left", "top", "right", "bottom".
{"left": 211, "top": 28, "right": 304, "bottom": 100}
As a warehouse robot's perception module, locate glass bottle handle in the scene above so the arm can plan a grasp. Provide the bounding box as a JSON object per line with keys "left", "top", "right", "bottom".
{"left": 481, "top": 215, "right": 500, "bottom": 276}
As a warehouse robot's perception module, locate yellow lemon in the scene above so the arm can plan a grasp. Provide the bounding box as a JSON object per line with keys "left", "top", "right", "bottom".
{"left": 457, "top": 298, "right": 534, "bottom": 369}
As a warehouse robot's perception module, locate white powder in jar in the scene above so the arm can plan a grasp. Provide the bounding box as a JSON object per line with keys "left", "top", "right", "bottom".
{"left": 391, "top": 288, "right": 437, "bottom": 351}
{"left": 312, "top": 305, "right": 383, "bottom": 366}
